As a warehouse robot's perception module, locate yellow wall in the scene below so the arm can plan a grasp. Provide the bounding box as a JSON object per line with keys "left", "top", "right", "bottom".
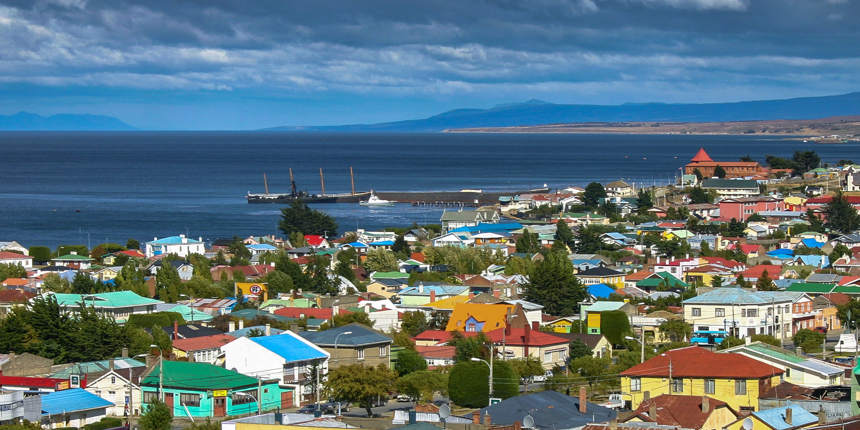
{"left": 548, "top": 320, "right": 572, "bottom": 333}
{"left": 587, "top": 313, "right": 601, "bottom": 331}
{"left": 622, "top": 375, "right": 779, "bottom": 412}
{"left": 365, "top": 281, "right": 397, "bottom": 299}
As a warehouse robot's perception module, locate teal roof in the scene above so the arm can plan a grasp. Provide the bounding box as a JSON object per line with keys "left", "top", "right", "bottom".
{"left": 158, "top": 304, "right": 214, "bottom": 322}
{"left": 141, "top": 361, "right": 260, "bottom": 390}
{"left": 148, "top": 236, "right": 203, "bottom": 245}
{"left": 50, "top": 357, "right": 146, "bottom": 378}
{"left": 53, "top": 291, "right": 162, "bottom": 308}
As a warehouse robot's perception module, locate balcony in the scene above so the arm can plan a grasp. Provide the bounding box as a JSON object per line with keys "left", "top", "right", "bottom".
{"left": 283, "top": 373, "right": 311, "bottom": 384}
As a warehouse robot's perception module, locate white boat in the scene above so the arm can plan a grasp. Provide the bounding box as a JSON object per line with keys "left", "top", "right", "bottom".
{"left": 359, "top": 192, "right": 396, "bottom": 207}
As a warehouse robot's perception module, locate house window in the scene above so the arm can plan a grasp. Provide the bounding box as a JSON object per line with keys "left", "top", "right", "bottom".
{"left": 715, "top": 308, "right": 725, "bottom": 317}
{"left": 735, "top": 379, "right": 747, "bottom": 395}
{"left": 466, "top": 323, "right": 477, "bottom": 332}
{"left": 181, "top": 393, "right": 201, "bottom": 407}
{"left": 672, "top": 378, "right": 683, "bottom": 393}
{"left": 232, "top": 390, "right": 256, "bottom": 405}
{"left": 544, "top": 351, "right": 552, "bottom": 363}
{"left": 748, "top": 309, "right": 758, "bottom": 317}
{"left": 631, "top": 377, "right": 641, "bottom": 392}
{"left": 691, "top": 308, "right": 701, "bottom": 317}
{"left": 379, "top": 346, "right": 387, "bottom": 357}
{"left": 107, "top": 391, "right": 116, "bottom": 402}
{"left": 785, "top": 369, "right": 790, "bottom": 378}
{"left": 143, "top": 391, "right": 158, "bottom": 404}
{"left": 111, "top": 376, "right": 116, "bottom": 384}
{"left": 704, "top": 380, "right": 715, "bottom": 394}
{"left": 357, "top": 349, "right": 365, "bottom": 360}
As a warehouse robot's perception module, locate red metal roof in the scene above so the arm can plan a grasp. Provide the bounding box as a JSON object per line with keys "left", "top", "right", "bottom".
{"left": 172, "top": 334, "right": 236, "bottom": 352}
{"left": 0, "top": 375, "right": 86, "bottom": 389}
{"left": 620, "top": 346, "right": 782, "bottom": 379}
{"left": 415, "top": 345, "right": 456, "bottom": 359}
{"left": 273, "top": 307, "right": 351, "bottom": 319}
{"left": 0, "top": 252, "right": 33, "bottom": 260}
{"left": 690, "top": 148, "right": 713, "bottom": 163}
{"left": 626, "top": 394, "right": 736, "bottom": 428}
{"left": 0, "top": 289, "right": 36, "bottom": 303}
{"left": 484, "top": 326, "right": 569, "bottom": 347}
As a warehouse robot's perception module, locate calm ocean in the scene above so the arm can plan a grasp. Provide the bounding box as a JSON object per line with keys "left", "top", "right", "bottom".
{"left": 0, "top": 132, "right": 855, "bottom": 249}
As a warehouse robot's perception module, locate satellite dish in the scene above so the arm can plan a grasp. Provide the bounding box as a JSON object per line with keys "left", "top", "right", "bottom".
{"left": 742, "top": 418, "right": 754, "bottom": 430}
{"left": 439, "top": 404, "right": 451, "bottom": 419}
{"left": 523, "top": 414, "right": 535, "bottom": 429}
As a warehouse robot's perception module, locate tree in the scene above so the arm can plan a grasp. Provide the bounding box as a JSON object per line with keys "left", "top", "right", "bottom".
{"left": 523, "top": 251, "right": 587, "bottom": 316}
{"left": 401, "top": 311, "right": 427, "bottom": 337}
{"left": 756, "top": 270, "right": 776, "bottom": 291}
{"left": 394, "top": 348, "right": 428, "bottom": 376}
{"left": 717, "top": 336, "right": 745, "bottom": 350}
{"left": 792, "top": 150, "right": 821, "bottom": 175}
{"left": 722, "top": 218, "right": 747, "bottom": 237}
{"left": 555, "top": 220, "right": 575, "bottom": 247}
{"left": 569, "top": 339, "right": 593, "bottom": 360}
{"left": 28, "top": 246, "right": 52, "bottom": 263}
{"left": 658, "top": 319, "right": 692, "bottom": 343}
{"left": 793, "top": 329, "right": 826, "bottom": 353}
{"left": 714, "top": 165, "right": 727, "bottom": 178}
{"left": 831, "top": 243, "right": 853, "bottom": 263}
{"left": 126, "top": 238, "right": 141, "bottom": 251}
{"left": 599, "top": 311, "right": 633, "bottom": 345}
{"left": 571, "top": 355, "right": 612, "bottom": 391}
{"left": 279, "top": 199, "right": 339, "bottom": 237}
{"left": 139, "top": 399, "right": 172, "bottom": 430}
{"left": 515, "top": 229, "right": 540, "bottom": 254}
{"left": 0, "top": 263, "right": 27, "bottom": 283}
{"left": 824, "top": 191, "right": 860, "bottom": 234}
{"left": 766, "top": 155, "right": 794, "bottom": 169}
{"left": 363, "top": 248, "right": 399, "bottom": 273}
{"left": 837, "top": 299, "right": 860, "bottom": 331}
{"left": 290, "top": 232, "right": 308, "bottom": 248}
{"left": 582, "top": 182, "right": 607, "bottom": 208}
{"left": 392, "top": 235, "right": 411, "bottom": 258}
{"left": 448, "top": 331, "right": 489, "bottom": 363}
{"left": 325, "top": 364, "right": 397, "bottom": 417}
{"left": 750, "top": 334, "right": 781, "bottom": 347}
{"left": 575, "top": 225, "right": 605, "bottom": 254}
{"left": 318, "top": 313, "right": 375, "bottom": 331}
{"left": 155, "top": 262, "right": 185, "bottom": 303}
{"left": 428, "top": 311, "right": 450, "bottom": 330}
{"left": 636, "top": 189, "right": 653, "bottom": 209}
{"left": 448, "top": 361, "right": 489, "bottom": 407}
{"left": 735, "top": 274, "right": 750, "bottom": 288}
{"left": 688, "top": 187, "right": 711, "bottom": 204}
{"left": 508, "top": 357, "right": 544, "bottom": 388}
{"left": 397, "top": 370, "right": 448, "bottom": 403}
{"left": 71, "top": 271, "right": 98, "bottom": 294}
{"left": 693, "top": 168, "right": 703, "bottom": 182}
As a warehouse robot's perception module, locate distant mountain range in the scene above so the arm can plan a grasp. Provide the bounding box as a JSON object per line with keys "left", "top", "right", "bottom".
{"left": 0, "top": 111, "right": 135, "bottom": 131}
{"left": 263, "top": 92, "right": 860, "bottom": 132}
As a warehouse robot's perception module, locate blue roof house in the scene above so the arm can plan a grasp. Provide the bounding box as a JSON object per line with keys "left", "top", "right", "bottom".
{"left": 222, "top": 331, "right": 329, "bottom": 408}
{"left": 587, "top": 283, "right": 616, "bottom": 300}
{"left": 41, "top": 388, "right": 114, "bottom": 429}
{"left": 746, "top": 404, "right": 817, "bottom": 430}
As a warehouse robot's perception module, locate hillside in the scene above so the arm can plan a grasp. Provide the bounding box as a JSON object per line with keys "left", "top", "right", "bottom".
{"left": 0, "top": 112, "right": 135, "bottom": 131}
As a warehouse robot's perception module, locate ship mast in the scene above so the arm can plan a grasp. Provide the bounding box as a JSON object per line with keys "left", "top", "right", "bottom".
{"left": 350, "top": 166, "right": 355, "bottom": 195}
{"left": 320, "top": 168, "right": 326, "bottom": 195}
{"left": 263, "top": 173, "right": 269, "bottom": 195}
{"left": 289, "top": 168, "right": 297, "bottom": 197}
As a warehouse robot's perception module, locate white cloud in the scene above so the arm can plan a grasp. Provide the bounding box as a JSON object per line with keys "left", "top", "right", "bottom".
{"left": 627, "top": 0, "right": 748, "bottom": 11}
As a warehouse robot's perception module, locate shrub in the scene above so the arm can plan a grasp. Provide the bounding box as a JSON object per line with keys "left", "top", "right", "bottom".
{"left": 449, "top": 361, "right": 489, "bottom": 408}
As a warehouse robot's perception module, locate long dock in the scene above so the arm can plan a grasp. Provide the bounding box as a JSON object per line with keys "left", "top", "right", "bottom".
{"left": 337, "top": 188, "right": 550, "bottom": 205}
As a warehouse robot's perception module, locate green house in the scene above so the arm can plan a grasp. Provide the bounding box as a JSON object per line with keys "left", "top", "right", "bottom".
{"left": 140, "top": 361, "right": 293, "bottom": 418}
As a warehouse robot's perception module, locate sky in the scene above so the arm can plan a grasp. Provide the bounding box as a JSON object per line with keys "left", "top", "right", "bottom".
{"left": 1, "top": 0, "right": 859, "bottom": 130}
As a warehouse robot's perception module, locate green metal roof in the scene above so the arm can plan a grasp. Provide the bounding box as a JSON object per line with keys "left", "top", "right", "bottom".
{"left": 784, "top": 283, "right": 841, "bottom": 293}
{"left": 370, "top": 271, "right": 409, "bottom": 279}
{"left": 744, "top": 343, "right": 805, "bottom": 364}
{"left": 53, "top": 253, "right": 95, "bottom": 261}
{"left": 53, "top": 291, "right": 162, "bottom": 308}
{"left": 141, "top": 361, "right": 260, "bottom": 390}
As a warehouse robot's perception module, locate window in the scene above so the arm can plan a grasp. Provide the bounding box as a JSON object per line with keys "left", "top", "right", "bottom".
{"left": 715, "top": 308, "right": 725, "bottom": 317}
{"left": 357, "top": 349, "right": 365, "bottom": 360}
{"left": 379, "top": 346, "right": 387, "bottom": 357}
{"left": 704, "top": 380, "right": 715, "bottom": 394}
{"left": 181, "top": 393, "right": 200, "bottom": 407}
{"left": 143, "top": 391, "right": 158, "bottom": 404}
{"left": 544, "top": 351, "right": 552, "bottom": 363}
{"left": 785, "top": 369, "right": 790, "bottom": 378}
{"left": 111, "top": 376, "right": 116, "bottom": 384}
{"left": 107, "top": 391, "right": 116, "bottom": 402}
{"left": 631, "top": 377, "right": 641, "bottom": 392}
{"left": 691, "top": 308, "right": 701, "bottom": 317}
{"left": 672, "top": 378, "right": 683, "bottom": 393}
{"left": 748, "top": 309, "right": 758, "bottom": 317}
{"left": 232, "top": 390, "right": 256, "bottom": 405}
{"left": 735, "top": 379, "right": 747, "bottom": 395}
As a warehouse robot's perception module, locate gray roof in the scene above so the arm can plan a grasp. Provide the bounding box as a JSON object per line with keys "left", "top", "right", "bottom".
{"left": 298, "top": 323, "right": 392, "bottom": 347}
{"left": 476, "top": 390, "right": 616, "bottom": 430}
{"left": 806, "top": 273, "right": 842, "bottom": 284}
{"left": 683, "top": 288, "right": 804, "bottom": 305}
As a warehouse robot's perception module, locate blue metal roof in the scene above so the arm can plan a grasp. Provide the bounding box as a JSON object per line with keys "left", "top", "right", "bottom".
{"left": 148, "top": 235, "right": 203, "bottom": 245}
{"left": 247, "top": 244, "right": 277, "bottom": 250}
{"left": 448, "top": 222, "right": 523, "bottom": 234}
{"left": 398, "top": 285, "right": 468, "bottom": 296}
{"left": 41, "top": 388, "right": 115, "bottom": 415}
{"left": 801, "top": 238, "right": 825, "bottom": 249}
{"left": 588, "top": 283, "right": 615, "bottom": 299}
{"left": 752, "top": 405, "right": 817, "bottom": 430}
{"left": 251, "top": 332, "right": 328, "bottom": 362}
{"left": 370, "top": 240, "right": 395, "bottom": 246}
{"left": 299, "top": 323, "right": 392, "bottom": 347}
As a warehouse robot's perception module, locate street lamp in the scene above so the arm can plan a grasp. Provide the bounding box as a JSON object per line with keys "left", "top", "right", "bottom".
{"left": 150, "top": 344, "right": 164, "bottom": 402}
{"left": 661, "top": 353, "right": 673, "bottom": 392}
{"left": 471, "top": 357, "right": 493, "bottom": 401}
{"left": 625, "top": 335, "right": 646, "bottom": 364}
{"left": 333, "top": 331, "right": 353, "bottom": 415}
{"left": 234, "top": 391, "right": 260, "bottom": 415}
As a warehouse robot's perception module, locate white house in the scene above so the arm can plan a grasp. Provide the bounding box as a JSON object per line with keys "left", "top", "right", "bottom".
{"left": 0, "top": 251, "right": 33, "bottom": 269}
{"left": 683, "top": 289, "right": 807, "bottom": 342}
{"left": 222, "top": 332, "right": 329, "bottom": 407}
{"left": 0, "top": 241, "right": 28, "bottom": 255}
{"left": 144, "top": 235, "right": 205, "bottom": 258}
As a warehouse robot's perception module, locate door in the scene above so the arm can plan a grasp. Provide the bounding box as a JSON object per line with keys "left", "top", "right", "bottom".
{"left": 165, "top": 393, "right": 174, "bottom": 416}
{"left": 214, "top": 397, "right": 226, "bottom": 417}
{"left": 281, "top": 391, "right": 293, "bottom": 408}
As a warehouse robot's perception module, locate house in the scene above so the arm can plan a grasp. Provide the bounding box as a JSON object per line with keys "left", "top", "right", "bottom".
{"left": 606, "top": 180, "right": 633, "bottom": 197}
{"left": 144, "top": 235, "right": 205, "bottom": 258}
{"left": 171, "top": 334, "right": 236, "bottom": 364}
{"left": 298, "top": 323, "right": 392, "bottom": 370}
{"left": 398, "top": 284, "right": 469, "bottom": 306}
{"left": 482, "top": 323, "right": 571, "bottom": 369}
{"left": 685, "top": 148, "right": 763, "bottom": 179}
{"left": 701, "top": 179, "right": 761, "bottom": 199}
{"left": 40, "top": 388, "right": 115, "bottom": 429}
{"left": 621, "top": 394, "right": 741, "bottom": 430}
{"left": 303, "top": 235, "right": 330, "bottom": 249}
{"left": 444, "top": 303, "right": 515, "bottom": 332}
{"left": 50, "top": 291, "right": 162, "bottom": 323}
{"left": 140, "top": 361, "right": 293, "bottom": 418}
{"left": 550, "top": 332, "right": 613, "bottom": 358}
{"left": 221, "top": 332, "right": 330, "bottom": 407}
{"left": 247, "top": 244, "right": 278, "bottom": 255}
{"left": 620, "top": 346, "right": 783, "bottom": 412}
{"left": 720, "top": 342, "right": 844, "bottom": 387}
{"left": 0, "top": 241, "right": 28, "bottom": 255}
{"left": 148, "top": 260, "right": 194, "bottom": 280}
{"left": 758, "top": 382, "right": 851, "bottom": 421}
{"left": 832, "top": 234, "right": 860, "bottom": 249}
{"left": 725, "top": 404, "right": 819, "bottom": 430}
{"left": 440, "top": 209, "right": 500, "bottom": 234}
{"left": 51, "top": 252, "right": 93, "bottom": 269}
{"left": 719, "top": 197, "right": 785, "bottom": 222}
{"left": 73, "top": 358, "right": 148, "bottom": 417}
{"left": 0, "top": 288, "right": 36, "bottom": 317}
{"left": 415, "top": 345, "right": 456, "bottom": 368}
{"left": 0, "top": 251, "right": 33, "bottom": 269}
{"left": 577, "top": 267, "right": 625, "bottom": 288}
{"left": 635, "top": 272, "right": 688, "bottom": 293}
{"left": 431, "top": 233, "right": 470, "bottom": 248}
{"left": 101, "top": 249, "right": 146, "bottom": 265}
{"left": 842, "top": 165, "right": 860, "bottom": 192}
{"left": 683, "top": 289, "right": 806, "bottom": 341}
{"left": 477, "top": 389, "right": 616, "bottom": 430}
{"left": 403, "top": 228, "right": 429, "bottom": 243}
{"left": 364, "top": 279, "right": 406, "bottom": 299}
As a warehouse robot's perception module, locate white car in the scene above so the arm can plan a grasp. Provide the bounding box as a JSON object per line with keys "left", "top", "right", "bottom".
{"left": 532, "top": 370, "right": 553, "bottom": 382}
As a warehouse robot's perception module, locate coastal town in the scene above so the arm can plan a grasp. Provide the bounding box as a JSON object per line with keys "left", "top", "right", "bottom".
{"left": 4, "top": 148, "right": 860, "bottom": 430}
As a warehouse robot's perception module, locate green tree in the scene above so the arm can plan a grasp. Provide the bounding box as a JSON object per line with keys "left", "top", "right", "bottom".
{"left": 569, "top": 339, "right": 593, "bottom": 360}
{"left": 717, "top": 336, "right": 745, "bottom": 350}
{"left": 324, "top": 364, "right": 397, "bottom": 417}
{"left": 448, "top": 331, "right": 489, "bottom": 363}
{"left": 714, "top": 165, "right": 727, "bottom": 178}
{"left": 658, "top": 319, "right": 692, "bottom": 343}
{"left": 569, "top": 355, "right": 611, "bottom": 390}
{"left": 394, "top": 348, "right": 428, "bottom": 376}
{"left": 0, "top": 309, "right": 30, "bottom": 353}
{"left": 363, "top": 248, "right": 399, "bottom": 272}
{"left": 0, "top": 263, "right": 28, "bottom": 283}
{"left": 155, "top": 262, "right": 184, "bottom": 303}
{"left": 318, "top": 313, "right": 375, "bottom": 331}
{"left": 126, "top": 238, "right": 141, "bottom": 251}
{"left": 824, "top": 191, "right": 860, "bottom": 234}
{"left": 599, "top": 311, "right": 633, "bottom": 344}
{"left": 71, "top": 271, "right": 98, "bottom": 294}
{"left": 806, "top": 209, "right": 826, "bottom": 233}
{"left": 766, "top": 155, "right": 794, "bottom": 169}
{"left": 139, "top": 399, "right": 172, "bottom": 430}
{"left": 428, "top": 311, "right": 450, "bottom": 330}
{"left": 555, "top": 220, "right": 575, "bottom": 247}
{"left": 290, "top": 232, "right": 308, "bottom": 248}
{"left": 792, "top": 150, "right": 821, "bottom": 175}
{"left": 448, "top": 361, "right": 488, "bottom": 407}
{"left": 392, "top": 235, "right": 411, "bottom": 259}
{"left": 831, "top": 243, "right": 853, "bottom": 263}
{"left": 397, "top": 370, "right": 448, "bottom": 403}
{"left": 693, "top": 168, "right": 703, "bottom": 182}
{"left": 636, "top": 189, "right": 654, "bottom": 209}
{"left": 279, "top": 199, "right": 339, "bottom": 237}
{"left": 401, "top": 311, "right": 427, "bottom": 337}
{"left": 504, "top": 256, "right": 534, "bottom": 276}
{"left": 711, "top": 276, "right": 724, "bottom": 289}
{"left": 721, "top": 218, "right": 747, "bottom": 237}
{"left": 490, "top": 361, "right": 519, "bottom": 400}
{"left": 508, "top": 356, "right": 545, "bottom": 392}
{"left": 793, "top": 329, "right": 826, "bottom": 353}
{"left": 523, "top": 251, "right": 587, "bottom": 316}
{"left": 263, "top": 270, "right": 294, "bottom": 295}
{"left": 756, "top": 270, "right": 776, "bottom": 291}
{"left": 582, "top": 182, "right": 607, "bottom": 208}
{"left": 735, "top": 274, "right": 750, "bottom": 288}
{"left": 750, "top": 334, "right": 781, "bottom": 347}
{"left": 28, "top": 246, "right": 52, "bottom": 263}
{"left": 837, "top": 299, "right": 860, "bottom": 331}
{"left": 41, "top": 272, "right": 72, "bottom": 293}
{"left": 515, "top": 229, "right": 541, "bottom": 254}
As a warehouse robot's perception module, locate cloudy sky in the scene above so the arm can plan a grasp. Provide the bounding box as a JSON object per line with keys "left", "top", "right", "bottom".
{"left": 1, "top": 0, "right": 858, "bottom": 130}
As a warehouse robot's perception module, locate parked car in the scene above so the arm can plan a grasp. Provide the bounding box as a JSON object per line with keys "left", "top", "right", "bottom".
{"left": 396, "top": 394, "right": 414, "bottom": 402}
{"left": 326, "top": 399, "right": 351, "bottom": 412}
{"left": 813, "top": 326, "right": 828, "bottom": 334}
{"left": 297, "top": 404, "right": 321, "bottom": 414}
{"left": 532, "top": 370, "right": 553, "bottom": 382}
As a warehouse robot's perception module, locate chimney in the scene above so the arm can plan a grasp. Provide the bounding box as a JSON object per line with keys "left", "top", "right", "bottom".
{"left": 818, "top": 407, "right": 826, "bottom": 425}
{"left": 649, "top": 402, "right": 657, "bottom": 419}
{"left": 484, "top": 413, "right": 491, "bottom": 426}
{"left": 702, "top": 396, "right": 709, "bottom": 414}
{"left": 786, "top": 407, "right": 793, "bottom": 426}
{"left": 514, "top": 421, "right": 522, "bottom": 430}
{"left": 265, "top": 324, "right": 271, "bottom": 336}
{"left": 493, "top": 289, "right": 500, "bottom": 298}
{"left": 469, "top": 292, "right": 474, "bottom": 300}
{"left": 239, "top": 319, "right": 244, "bottom": 330}
{"left": 745, "top": 336, "right": 751, "bottom": 345}
{"left": 532, "top": 321, "right": 539, "bottom": 331}
{"left": 431, "top": 290, "right": 436, "bottom": 303}
{"left": 472, "top": 411, "right": 481, "bottom": 424}
{"left": 671, "top": 256, "right": 675, "bottom": 262}
{"left": 579, "top": 387, "right": 587, "bottom": 413}
{"left": 109, "top": 359, "right": 115, "bottom": 370}
{"left": 418, "top": 283, "right": 424, "bottom": 293}
{"left": 71, "top": 251, "right": 77, "bottom": 255}
{"left": 644, "top": 391, "right": 650, "bottom": 401}
{"left": 610, "top": 418, "right": 618, "bottom": 430}
{"left": 290, "top": 323, "right": 300, "bottom": 333}
{"left": 174, "top": 321, "right": 179, "bottom": 340}
{"left": 121, "top": 347, "right": 128, "bottom": 358}
{"left": 685, "top": 253, "right": 690, "bottom": 260}
{"left": 229, "top": 321, "right": 236, "bottom": 332}
{"left": 796, "top": 347, "right": 803, "bottom": 357}
{"left": 505, "top": 325, "right": 512, "bottom": 337}
{"left": 524, "top": 323, "right": 531, "bottom": 344}
{"left": 656, "top": 256, "right": 661, "bottom": 264}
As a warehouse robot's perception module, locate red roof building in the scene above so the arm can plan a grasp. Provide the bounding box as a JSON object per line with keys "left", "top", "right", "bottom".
{"left": 621, "top": 346, "right": 782, "bottom": 380}
{"left": 172, "top": 334, "right": 236, "bottom": 363}
{"left": 684, "top": 148, "right": 763, "bottom": 179}
{"left": 622, "top": 394, "right": 740, "bottom": 429}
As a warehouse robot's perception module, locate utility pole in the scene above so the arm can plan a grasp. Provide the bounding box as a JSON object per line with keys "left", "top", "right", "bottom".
{"left": 257, "top": 376, "right": 262, "bottom": 415}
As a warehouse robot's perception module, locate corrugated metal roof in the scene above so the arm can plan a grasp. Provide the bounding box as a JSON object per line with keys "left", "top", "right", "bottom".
{"left": 752, "top": 405, "right": 817, "bottom": 430}
{"left": 683, "top": 288, "right": 803, "bottom": 305}
{"left": 250, "top": 332, "right": 328, "bottom": 362}
{"left": 299, "top": 323, "right": 392, "bottom": 347}
{"left": 40, "top": 388, "right": 115, "bottom": 415}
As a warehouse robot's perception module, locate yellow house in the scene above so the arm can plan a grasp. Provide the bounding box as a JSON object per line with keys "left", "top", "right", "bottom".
{"left": 577, "top": 267, "right": 625, "bottom": 288}
{"left": 620, "top": 346, "right": 782, "bottom": 413}
{"left": 364, "top": 281, "right": 399, "bottom": 299}
{"left": 684, "top": 265, "right": 733, "bottom": 287}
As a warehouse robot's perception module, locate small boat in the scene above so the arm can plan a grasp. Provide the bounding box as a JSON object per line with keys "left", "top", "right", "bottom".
{"left": 360, "top": 192, "right": 396, "bottom": 207}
